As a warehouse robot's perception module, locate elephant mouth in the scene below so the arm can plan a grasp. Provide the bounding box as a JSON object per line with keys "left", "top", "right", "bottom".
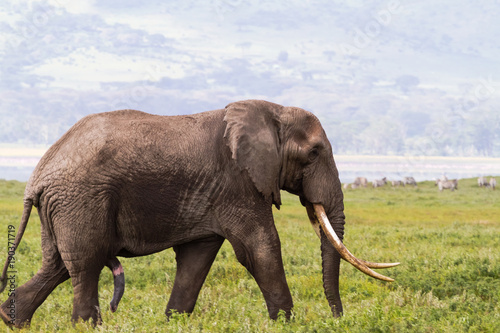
{"left": 306, "top": 204, "right": 399, "bottom": 282}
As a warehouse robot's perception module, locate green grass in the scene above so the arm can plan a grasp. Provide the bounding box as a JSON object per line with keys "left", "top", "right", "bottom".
{"left": 0, "top": 178, "right": 498, "bottom": 332}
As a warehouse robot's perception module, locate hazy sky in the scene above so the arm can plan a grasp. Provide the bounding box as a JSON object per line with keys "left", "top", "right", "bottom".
{"left": 1, "top": 0, "right": 500, "bottom": 180}
{"left": 3, "top": 0, "right": 499, "bottom": 93}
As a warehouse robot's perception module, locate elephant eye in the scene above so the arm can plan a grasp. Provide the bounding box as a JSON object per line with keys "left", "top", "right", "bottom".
{"left": 308, "top": 148, "right": 319, "bottom": 161}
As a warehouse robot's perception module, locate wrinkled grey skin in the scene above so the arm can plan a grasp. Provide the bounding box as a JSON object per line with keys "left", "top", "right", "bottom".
{"left": 0, "top": 100, "right": 346, "bottom": 327}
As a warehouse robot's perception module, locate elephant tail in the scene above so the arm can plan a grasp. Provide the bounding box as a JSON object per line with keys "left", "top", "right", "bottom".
{"left": 106, "top": 257, "right": 125, "bottom": 312}
{"left": 0, "top": 199, "right": 33, "bottom": 293}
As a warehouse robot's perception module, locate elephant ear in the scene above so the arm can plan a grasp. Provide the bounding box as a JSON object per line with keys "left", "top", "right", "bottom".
{"left": 224, "top": 100, "right": 283, "bottom": 208}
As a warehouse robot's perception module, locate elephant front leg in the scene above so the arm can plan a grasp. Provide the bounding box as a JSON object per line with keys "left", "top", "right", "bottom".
{"left": 166, "top": 235, "right": 225, "bottom": 318}
{"left": 228, "top": 226, "right": 293, "bottom": 320}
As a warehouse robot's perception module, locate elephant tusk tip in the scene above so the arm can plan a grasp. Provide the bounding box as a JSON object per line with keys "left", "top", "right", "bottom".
{"left": 377, "top": 262, "right": 400, "bottom": 268}
{"left": 357, "top": 260, "right": 401, "bottom": 269}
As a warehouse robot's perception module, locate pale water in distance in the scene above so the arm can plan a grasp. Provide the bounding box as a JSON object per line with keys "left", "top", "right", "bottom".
{"left": 0, "top": 147, "right": 499, "bottom": 183}
{"left": 333, "top": 155, "right": 499, "bottom": 184}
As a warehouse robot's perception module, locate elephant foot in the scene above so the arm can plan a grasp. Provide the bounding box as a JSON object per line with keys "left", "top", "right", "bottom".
{"left": 268, "top": 305, "right": 292, "bottom": 321}
{"left": 71, "top": 305, "right": 102, "bottom": 327}
{"left": 0, "top": 305, "right": 14, "bottom": 327}
{"left": 0, "top": 299, "right": 32, "bottom": 328}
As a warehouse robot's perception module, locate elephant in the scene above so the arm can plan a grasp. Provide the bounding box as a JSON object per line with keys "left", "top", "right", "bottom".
{"left": 0, "top": 100, "right": 398, "bottom": 328}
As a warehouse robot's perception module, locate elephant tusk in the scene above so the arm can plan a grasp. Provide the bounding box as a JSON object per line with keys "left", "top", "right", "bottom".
{"left": 358, "top": 260, "right": 400, "bottom": 269}
{"left": 305, "top": 204, "right": 399, "bottom": 271}
{"left": 312, "top": 204, "right": 397, "bottom": 282}
{"left": 305, "top": 202, "right": 322, "bottom": 239}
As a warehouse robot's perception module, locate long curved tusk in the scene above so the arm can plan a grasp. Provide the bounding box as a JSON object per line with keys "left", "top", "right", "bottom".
{"left": 305, "top": 204, "right": 400, "bottom": 270}
{"left": 359, "top": 260, "right": 400, "bottom": 269}
{"left": 305, "top": 207, "right": 400, "bottom": 269}
{"left": 313, "top": 204, "right": 397, "bottom": 282}
{"left": 305, "top": 202, "right": 322, "bottom": 239}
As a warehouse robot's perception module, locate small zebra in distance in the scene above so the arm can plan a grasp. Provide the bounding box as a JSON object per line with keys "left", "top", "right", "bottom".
{"left": 353, "top": 177, "right": 368, "bottom": 187}
{"left": 477, "top": 176, "right": 489, "bottom": 187}
{"left": 372, "top": 177, "right": 387, "bottom": 188}
{"left": 478, "top": 176, "right": 496, "bottom": 190}
{"left": 403, "top": 176, "right": 417, "bottom": 187}
{"left": 437, "top": 179, "right": 458, "bottom": 192}
{"left": 489, "top": 177, "right": 496, "bottom": 190}
{"left": 391, "top": 180, "right": 404, "bottom": 187}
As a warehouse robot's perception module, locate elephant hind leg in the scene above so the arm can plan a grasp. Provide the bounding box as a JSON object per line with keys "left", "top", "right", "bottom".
{"left": 65, "top": 260, "right": 103, "bottom": 326}
{"left": 0, "top": 255, "right": 69, "bottom": 328}
{"left": 59, "top": 245, "right": 105, "bottom": 325}
{"left": 71, "top": 274, "right": 101, "bottom": 325}
{"left": 58, "top": 245, "right": 105, "bottom": 326}
{"left": 166, "top": 235, "right": 224, "bottom": 318}
{"left": 55, "top": 197, "right": 117, "bottom": 325}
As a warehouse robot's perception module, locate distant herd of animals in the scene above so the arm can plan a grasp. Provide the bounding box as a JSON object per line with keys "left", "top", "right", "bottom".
{"left": 343, "top": 176, "right": 496, "bottom": 192}
{"left": 343, "top": 176, "right": 418, "bottom": 189}
{"left": 477, "top": 176, "right": 497, "bottom": 190}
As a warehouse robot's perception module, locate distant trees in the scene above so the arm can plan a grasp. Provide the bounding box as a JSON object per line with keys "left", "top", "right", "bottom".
{"left": 323, "top": 104, "right": 500, "bottom": 157}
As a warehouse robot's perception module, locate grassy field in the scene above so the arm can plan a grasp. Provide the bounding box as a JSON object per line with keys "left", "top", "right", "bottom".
{"left": 0, "top": 178, "right": 498, "bottom": 332}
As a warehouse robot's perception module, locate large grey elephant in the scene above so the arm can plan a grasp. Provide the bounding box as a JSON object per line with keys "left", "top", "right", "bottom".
{"left": 0, "top": 100, "right": 398, "bottom": 328}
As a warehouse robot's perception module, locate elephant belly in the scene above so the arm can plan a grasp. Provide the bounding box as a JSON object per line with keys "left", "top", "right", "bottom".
{"left": 115, "top": 217, "right": 219, "bottom": 257}
{"left": 113, "top": 188, "right": 222, "bottom": 257}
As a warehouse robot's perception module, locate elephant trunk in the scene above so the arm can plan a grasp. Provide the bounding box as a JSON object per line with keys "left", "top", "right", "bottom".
{"left": 320, "top": 218, "right": 344, "bottom": 317}
{"left": 305, "top": 202, "right": 344, "bottom": 317}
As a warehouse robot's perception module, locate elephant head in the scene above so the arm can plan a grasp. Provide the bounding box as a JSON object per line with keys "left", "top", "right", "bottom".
{"left": 224, "top": 100, "right": 398, "bottom": 317}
